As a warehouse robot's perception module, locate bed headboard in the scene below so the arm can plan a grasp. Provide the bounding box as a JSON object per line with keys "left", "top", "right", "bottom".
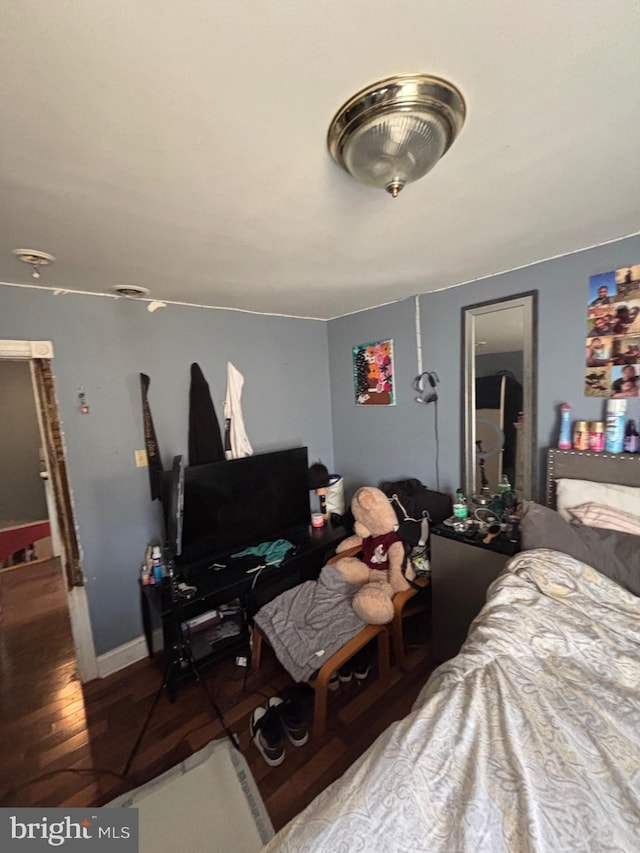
{"left": 546, "top": 449, "right": 640, "bottom": 508}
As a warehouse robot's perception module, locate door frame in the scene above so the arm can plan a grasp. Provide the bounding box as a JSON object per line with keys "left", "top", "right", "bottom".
{"left": 0, "top": 339, "right": 98, "bottom": 682}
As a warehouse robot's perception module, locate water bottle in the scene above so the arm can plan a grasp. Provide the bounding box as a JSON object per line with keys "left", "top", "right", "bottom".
{"left": 498, "top": 473, "right": 514, "bottom": 514}
{"left": 558, "top": 403, "right": 572, "bottom": 450}
{"left": 498, "top": 473, "right": 511, "bottom": 495}
{"left": 605, "top": 399, "right": 627, "bottom": 453}
{"left": 452, "top": 488, "right": 468, "bottom": 532}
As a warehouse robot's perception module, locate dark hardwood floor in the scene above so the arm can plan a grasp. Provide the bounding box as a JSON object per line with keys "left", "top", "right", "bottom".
{"left": 0, "top": 559, "right": 436, "bottom": 831}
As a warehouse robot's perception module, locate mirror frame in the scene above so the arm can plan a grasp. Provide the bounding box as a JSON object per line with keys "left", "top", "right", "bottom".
{"left": 462, "top": 290, "right": 538, "bottom": 501}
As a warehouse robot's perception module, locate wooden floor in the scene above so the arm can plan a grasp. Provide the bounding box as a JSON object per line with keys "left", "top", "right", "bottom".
{"left": 0, "top": 559, "right": 436, "bottom": 831}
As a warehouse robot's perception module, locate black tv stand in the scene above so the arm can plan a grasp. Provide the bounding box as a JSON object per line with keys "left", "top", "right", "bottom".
{"left": 140, "top": 522, "right": 348, "bottom": 693}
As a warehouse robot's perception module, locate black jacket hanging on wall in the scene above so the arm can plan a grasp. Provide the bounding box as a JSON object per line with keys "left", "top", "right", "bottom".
{"left": 188, "top": 362, "right": 225, "bottom": 467}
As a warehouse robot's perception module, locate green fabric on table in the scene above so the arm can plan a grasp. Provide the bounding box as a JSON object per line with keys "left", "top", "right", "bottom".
{"left": 231, "top": 539, "right": 294, "bottom": 567}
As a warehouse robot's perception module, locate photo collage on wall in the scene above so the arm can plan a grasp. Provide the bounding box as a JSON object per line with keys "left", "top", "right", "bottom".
{"left": 585, "top": 265, "right": 640, "bottom": 398}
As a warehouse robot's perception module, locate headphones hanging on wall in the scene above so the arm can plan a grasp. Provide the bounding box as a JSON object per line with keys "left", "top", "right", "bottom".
{"left": 413, "top": 371, "right": 439, "bottom": 404}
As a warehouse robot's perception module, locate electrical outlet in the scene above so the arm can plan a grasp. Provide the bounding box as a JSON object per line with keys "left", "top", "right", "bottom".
{"left": 134, "top": 449, "right": 148, "bottom": 468}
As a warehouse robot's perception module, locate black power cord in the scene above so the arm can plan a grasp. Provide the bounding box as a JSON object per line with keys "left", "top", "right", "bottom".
{"left": 413, "top": 371, "right": 441, "bottom": 491}
{"left": 433, "top": 397, "right": 440, "bottom": 492}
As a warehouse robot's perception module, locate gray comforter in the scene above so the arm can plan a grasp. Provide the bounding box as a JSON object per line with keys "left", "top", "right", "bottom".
{"left": 266, "top": 548, "right": 640, "bottom": 852}
{"left": 254, "top": 564, "right": 365, "bottom": 682}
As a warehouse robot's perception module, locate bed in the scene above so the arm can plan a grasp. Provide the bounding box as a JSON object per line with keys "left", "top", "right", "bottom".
{"left": 266, "top": 450, "right": 640, "bottom": 852}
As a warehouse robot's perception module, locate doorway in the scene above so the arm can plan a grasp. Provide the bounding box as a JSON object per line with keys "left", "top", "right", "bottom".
{"left": 0, "top": 339, "right": 97, "bottom": 683}
{"left": 0, "top": 361, "right": 54, "bottom": 570}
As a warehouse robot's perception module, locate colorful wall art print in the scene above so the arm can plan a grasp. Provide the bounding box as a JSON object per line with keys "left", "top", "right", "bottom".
{"left": 353, "top": 339, "right": 395, "bottom": 405}
{"left": 585, "top": 265, "right": 640, "bottom": 397}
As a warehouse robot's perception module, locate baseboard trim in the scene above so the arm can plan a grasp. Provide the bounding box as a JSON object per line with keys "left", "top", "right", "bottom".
{"left": 97, "top": 635, "right": 149, "bottom": 679}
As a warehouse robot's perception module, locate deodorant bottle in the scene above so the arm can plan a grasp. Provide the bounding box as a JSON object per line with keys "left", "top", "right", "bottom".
{"left": 605, "top": 399, "right": 627, "bottom": 453}
{"left": 624, "top": 420, "right": 639, "bottom": 453}
{"left": 558, "top": 403, "right": 572, "bottom": 450}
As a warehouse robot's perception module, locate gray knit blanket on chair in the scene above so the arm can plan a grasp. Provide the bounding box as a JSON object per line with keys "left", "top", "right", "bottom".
{"left": 253, "top": 564, "right": 365, "bottom": 682}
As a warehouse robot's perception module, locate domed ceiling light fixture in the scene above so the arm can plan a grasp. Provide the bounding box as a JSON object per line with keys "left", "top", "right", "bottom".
{"left": 327, "top": 74, "right": 466, "bottom": 197}
{"left": 13, "top": 248, "right": 55, "bottom": 279}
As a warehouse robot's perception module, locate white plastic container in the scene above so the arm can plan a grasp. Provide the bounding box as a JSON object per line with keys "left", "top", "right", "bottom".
{"left": 605, "top": 399, "right": 627, "bottom": 453}
{"left": 325, "top": 475, "right": 345, "bottom": 516}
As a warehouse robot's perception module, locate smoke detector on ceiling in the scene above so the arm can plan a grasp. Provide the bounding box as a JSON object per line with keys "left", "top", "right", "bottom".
{"left": 13, "top": 248, "right": 55, "bottom": 279}
{"left": 112, "top": 285, "right": 151, "bottom": 298}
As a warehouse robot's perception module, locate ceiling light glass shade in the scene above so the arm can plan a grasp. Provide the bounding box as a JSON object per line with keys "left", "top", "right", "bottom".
{"left": 328, "top": 74, "right": 465, "bottom": 197}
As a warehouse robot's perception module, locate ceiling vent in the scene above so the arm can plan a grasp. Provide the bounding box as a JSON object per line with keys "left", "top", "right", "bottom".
{"left": 112, "top": 285, "right": 150, "bottom": 298}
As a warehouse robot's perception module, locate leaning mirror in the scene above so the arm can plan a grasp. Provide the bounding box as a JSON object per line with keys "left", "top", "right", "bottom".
{"left": 462, "top": 291, "right": 537, "bottom": 503}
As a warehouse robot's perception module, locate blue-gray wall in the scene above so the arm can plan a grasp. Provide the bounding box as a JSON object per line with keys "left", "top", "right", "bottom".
{"left": 329, "top": 235, "right": 640, "bottom": 502}
{"left": 328, "top": 298, "right": 436, "bottom": 494}
{"left": 0, "top": 286, "right": 333, "bottom": 655}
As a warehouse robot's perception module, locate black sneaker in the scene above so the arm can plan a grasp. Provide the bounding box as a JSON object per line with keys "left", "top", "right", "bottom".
{"left": 328, "top": 672, "right": 339, "bottom": 692}
{"left": 338, "top": 663, "right": 353, "bottom": 683}
{"left": 250, "top": 705, "right": 285, "bottom": 767}
{"left": 268, "top": 696, "right": 309, "bottom": 746}
{"left": 354, "top": 660, "right": 371, "bottom": 681}
{"left": 353, "top": 648, "right": 371, "bottom": 681}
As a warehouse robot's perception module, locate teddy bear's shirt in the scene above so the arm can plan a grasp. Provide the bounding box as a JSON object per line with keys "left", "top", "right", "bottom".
{"left": 361, "top": 531, "right": 401, "bottom": 571}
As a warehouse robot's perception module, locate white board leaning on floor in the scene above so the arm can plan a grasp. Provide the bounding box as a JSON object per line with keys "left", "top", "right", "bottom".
{"left": 107, "top": 739, "right": 273, "bottom": 853}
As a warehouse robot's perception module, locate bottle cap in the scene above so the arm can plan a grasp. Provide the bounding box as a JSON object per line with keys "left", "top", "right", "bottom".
{"left": 561, "top": 403, "right": 571, "bottom": 410}
{"left": 152, "top": 545, "right": 162, "bottom": 559}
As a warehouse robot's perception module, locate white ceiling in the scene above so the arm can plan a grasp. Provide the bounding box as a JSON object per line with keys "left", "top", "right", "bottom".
{"left": 2, "top": 1, "right": 640, "bottom": 320}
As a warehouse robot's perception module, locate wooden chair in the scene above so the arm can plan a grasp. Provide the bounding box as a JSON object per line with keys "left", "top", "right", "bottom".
{"left": 251, "top": 621, "right": 390, "bottom": 740}
{"left": 332, "top": 544, "right": 431, "bottom": 671}
{"left": 391, "top": 575, "right": 430, "bottom": 671}
{"left": 253, "top": 541, "right": 393, "bottom": 740}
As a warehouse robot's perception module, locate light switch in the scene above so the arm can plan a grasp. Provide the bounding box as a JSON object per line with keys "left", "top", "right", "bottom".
{"left": 134, "top": 449, "right": 148, "bottom": 468}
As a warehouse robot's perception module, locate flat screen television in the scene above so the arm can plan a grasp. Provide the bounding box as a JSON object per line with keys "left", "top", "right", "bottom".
{"left": 162, "top": 447, "right": 310, "bottom": 565}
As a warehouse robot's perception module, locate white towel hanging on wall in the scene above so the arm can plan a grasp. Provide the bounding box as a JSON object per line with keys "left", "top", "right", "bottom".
{"left": 224, "top": 361, "right": 253, "bottom": 459}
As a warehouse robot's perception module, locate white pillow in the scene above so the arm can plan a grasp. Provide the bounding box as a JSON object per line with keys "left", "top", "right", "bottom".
{"left": 555, "top": 478, "right": 640, "bottom": 521}
{"left": 569, "top": 502, "right": 640, "bottom": 536}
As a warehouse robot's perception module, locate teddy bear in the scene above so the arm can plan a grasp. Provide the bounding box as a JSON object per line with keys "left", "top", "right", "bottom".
{"left": 334, "top": 486, "right": 415, "bottom": 624}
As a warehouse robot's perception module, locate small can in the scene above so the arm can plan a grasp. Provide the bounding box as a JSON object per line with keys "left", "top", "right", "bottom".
{"left": 589, "top": 421, "right": 606, "bottom": 452}
{"left": 573, "top": 420, "right": 590, "bottom": 450}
